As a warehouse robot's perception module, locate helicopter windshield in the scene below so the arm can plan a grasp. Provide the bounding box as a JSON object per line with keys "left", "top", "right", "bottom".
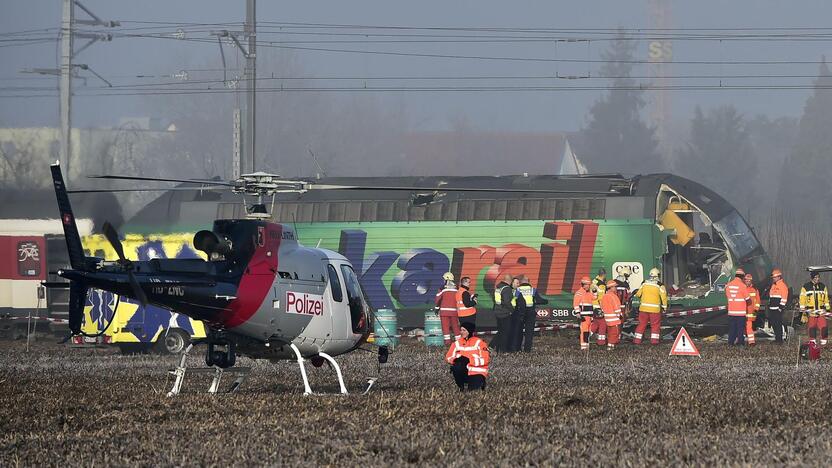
{"left": 340, "top": 264, "right": 369, "bottom": 334}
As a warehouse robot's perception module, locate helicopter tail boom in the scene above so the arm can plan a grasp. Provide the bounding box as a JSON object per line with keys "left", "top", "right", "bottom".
{"left": 50, "top": 162, "right": 89, "bottom": 271}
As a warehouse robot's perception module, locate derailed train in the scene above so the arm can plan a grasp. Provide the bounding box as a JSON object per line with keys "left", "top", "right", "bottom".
{"left": 88, "top": 172, "right": 773, "bottom": 341}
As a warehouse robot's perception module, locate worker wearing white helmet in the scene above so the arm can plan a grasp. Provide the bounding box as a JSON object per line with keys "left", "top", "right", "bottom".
{"left": 435, "top": 272, "right": 460, "bottom": 344}
{"left": 633, "top": 267, "right": 668, "bottom": 345}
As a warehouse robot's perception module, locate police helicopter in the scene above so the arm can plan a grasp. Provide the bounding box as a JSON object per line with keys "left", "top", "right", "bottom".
{"left": 50, "top": 162, "right": 585, "bottom": 396}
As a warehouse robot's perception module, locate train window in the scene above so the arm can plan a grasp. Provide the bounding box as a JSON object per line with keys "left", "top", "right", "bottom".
{"left": 345, "top": 203, "right": 361, "bottom": 222}
{"left": 409, "top": 205, "right": 426, "bottom": 221}
{"left": 394, "top": 201, "right": 410, "bottom": 221}
{"left": 492, "top": 200, "right": 507, "bottom": 220}
{"left": 456, "top": 200, "right": 474, "bottom": 221}
{"left": 297, "top": 203, "right": 314, "bottom": 223}
{"left": 474, "top": 200, "right": 492, "bottom": 220}
{"left": 523, "top": 199, "right": 541, "bottom": 219}
{"left": 360, "top": 201, "right": 377, "bottom": 222}
{"left": 506, "top": 200, "right": 523, "bottom": 220}
{"left": 573, "top": 199, "right": 590, "bottom": 219}
{"left": 442, "top": 201, "right": 458, "bottom": 220}
{"left": 426, "top": 203, "right": 443, "bottom": 221}
{"left": 541, "top": 199, "right": 557, "bottom": 219}
{"left": 328, "top": 202, "right": 346, "bottom": 222}
{"left": 340, "top": 265, "right": 368, "bottom": 333}
{"left": 377, "top": 201, "right": 394, "bottom": 221}
{"left": 313, "top": 203, "right": 329, "bottom": 222}
{"left": 589, "top": 199, "right": 606, "bottom": 219}
{"left": 555, "top": 200, "right": 571, "bottom": 219}
{"left": 327, "top": 264, "right": 343, "bottom": 302}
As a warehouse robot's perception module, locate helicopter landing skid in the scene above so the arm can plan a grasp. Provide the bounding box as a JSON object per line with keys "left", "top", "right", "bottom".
{"left": 289, "top": 343, "right": 348, "bottom": 395}
{"left": 166, "top": 343, "right": 250, "bottom": 397}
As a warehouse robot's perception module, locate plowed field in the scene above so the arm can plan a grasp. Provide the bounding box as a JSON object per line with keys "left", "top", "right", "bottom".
{"left": 2, "top": 335, "right": 830, "bottom": 466}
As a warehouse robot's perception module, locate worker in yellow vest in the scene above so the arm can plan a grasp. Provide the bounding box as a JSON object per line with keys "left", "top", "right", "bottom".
{"left": 633, "top": 268, "right": 668, "bottom": 345}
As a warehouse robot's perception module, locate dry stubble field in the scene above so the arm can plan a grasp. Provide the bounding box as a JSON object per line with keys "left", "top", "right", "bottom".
{"left": 2, "top": 334, "right": 832, "bottom": 466}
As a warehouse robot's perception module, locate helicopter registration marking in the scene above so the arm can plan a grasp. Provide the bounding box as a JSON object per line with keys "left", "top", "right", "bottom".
{"left": 286, "top": 291, "right": 325, "bottom": 316}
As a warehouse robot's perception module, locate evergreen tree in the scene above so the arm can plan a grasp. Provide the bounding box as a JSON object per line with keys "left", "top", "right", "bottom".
{"left": 675, "top": 105, "right": 757, "bottom": 212}
{"left": 575, "top": 37, "right": 663, "bottom": 174}
{"left": 778, "top": 59, "right": 832, "bottom": 221}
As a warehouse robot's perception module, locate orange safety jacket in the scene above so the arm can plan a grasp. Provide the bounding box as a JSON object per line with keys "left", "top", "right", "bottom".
{"left": 768, "top": 280, "right": 789, "bottom": 312}
{"left": 601, "top": 290, "right": 622, "bottom": 326}
{"left": 747, "top": 287, "right": 760, "bottom": 318}
{"left": 725, "top": 277, "right": 750, "bottom": 317}
{"left": 573, "top": 288, "right": 596, "bottom": 318}
{"left": 435, "top": 286, "right": 458, "bottom": 317}
{"left": 456, "top": 285, "right": 477, "bottom": 318}
{"left": 635, "top": 281, "right": 667, "bottom": 314}
{"left": 445, "top": 336, "right": 490, "bottom": 376}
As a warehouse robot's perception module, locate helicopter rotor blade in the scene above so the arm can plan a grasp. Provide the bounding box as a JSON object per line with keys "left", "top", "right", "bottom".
{"left": 102, "top": 221, "right": 126, "bottom": 262}
{"left": 69, "top": 187, "right": 229, "bottom": 193}
{"left": 89, "top": 174, "right": 236, "bottom": 187}
{"left": 302, "top": 183, "right": 616, "bottom": 195}
{"left": 127, "top": 270, "right": 149, "bottom": 306}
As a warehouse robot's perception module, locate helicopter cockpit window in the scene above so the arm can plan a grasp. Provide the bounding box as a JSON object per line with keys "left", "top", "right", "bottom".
{"left": 327, "top": 264, "right": 343, "bottom": 303}
{"left": 340, "top": 264, "right": 368, "bottom": 334}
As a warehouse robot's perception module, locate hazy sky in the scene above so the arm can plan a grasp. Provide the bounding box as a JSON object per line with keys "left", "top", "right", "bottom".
{"left": 3, "top": 0, "right": 832, "bottom": 131}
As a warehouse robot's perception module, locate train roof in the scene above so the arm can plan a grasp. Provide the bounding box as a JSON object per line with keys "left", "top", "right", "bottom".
{"left": 126, "top": 173, "right": 738, "bottom": 231}
{"left": 2, "top": 189, "right": 123, "bottom": 231}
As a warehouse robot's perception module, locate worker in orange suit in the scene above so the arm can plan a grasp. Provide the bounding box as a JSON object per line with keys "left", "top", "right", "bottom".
{"left": 799, "top": 271, "right": 830, "bottom": 346}
{"left": 745, "top": 273, "right": 760, "bottom": 346}
{"left": 767, "top": 269, "right": 789, "bottom": 343}
{"left": 633, "top": 268, "right": 667, "bottom": 345}
{"left": 725, "top": 268, "right": 751, "bottom": 345}
{"left": 435, "top": 272, "right": 459, "bottom": 345}
{"left": 573, "top": 276, "right": 595, "bottom": 351}
{"left": 445, "top": 322, "right": 489, "bottom": 391}
{"left": 601, "top": 279, "right": 623, "bottom": 349}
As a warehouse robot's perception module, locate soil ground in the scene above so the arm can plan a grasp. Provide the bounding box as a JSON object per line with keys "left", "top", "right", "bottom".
{"left": 1, "top": 333, "right": 830, "bottom": 466}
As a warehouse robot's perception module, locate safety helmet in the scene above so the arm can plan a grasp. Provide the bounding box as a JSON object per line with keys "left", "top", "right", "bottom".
{"left": 649, "top": 268, "right": 661, "bottom": 279}
{"left": 442, "top": 272, "right": 454, "bottom": 282}
{"left": 606, "top": 279, "right": 618, "bottom": 289}
{"left": 580, "top": 276, "right": 591, "bottom": 285}
{"left": 735, "top": 267, "right": 745, "bottom": 277}
{"left": 771, "top": 268, "right": 782, "bottom": 278}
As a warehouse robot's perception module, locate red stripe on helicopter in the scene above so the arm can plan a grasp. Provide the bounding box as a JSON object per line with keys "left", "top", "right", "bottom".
{"left": 222, "top": 224, "right": 280, "bottom": 328}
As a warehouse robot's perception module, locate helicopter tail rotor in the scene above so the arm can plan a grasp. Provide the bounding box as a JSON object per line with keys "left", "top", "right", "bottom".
{"left": 101, "top": 221, "right": 149, "bottom": 306}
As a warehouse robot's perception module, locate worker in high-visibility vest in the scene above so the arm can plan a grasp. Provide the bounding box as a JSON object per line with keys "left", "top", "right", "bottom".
{"left": 573, "top": 276, "right": 595, "bottom": 351}
{"left": 800, "top": 271, "right": 830, "bottom": 346}
{"left": 456, "top": 276, "right": 478, "bottom": 325}
{"left": 745, "top": 273, "right": 760, "bottom": 346}
{"left": 491, "top": 275, "right": 517, "bottom": 352}
{"left": 725, "top": 268, "right": 751, "bottom": 346}
{"left": 767, "top": 268, "right": 789, "bottom": 343}
{"left": 590, "top": 268, "right": 608, "bottom": 344}
{"left": 511, "top": 275, "right": 548, "bottom": 352}
{"left": 601, "top": 279, "right": 623, "bottom": 349}
{"left": 435, "top": 272, "right": 459, "bottom": 345}
{"left": 633, "top": 268, "right": 668, "bottom": 345}
{"left": 445, "top": 322, "right": 489, "bottom": 391}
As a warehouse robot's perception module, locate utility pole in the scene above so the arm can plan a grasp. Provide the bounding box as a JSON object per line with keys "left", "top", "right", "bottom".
{"left": 57, "top": 0, "right": 118, "bottom": 179}
{"left": 60, "top": 0, "right": 74, "bottom": 174}
{"left": 243, "top": 0, "right": 257, "bottom": 174}
{"left": 216, "top": 1, "right": 257, "bottom": 177}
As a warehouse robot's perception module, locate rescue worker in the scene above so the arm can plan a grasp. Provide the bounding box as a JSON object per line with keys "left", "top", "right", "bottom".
{"left": 573, "top": 276, "right": 596, "bottom": 351}
{"left": 590, "top": 268, "right": 608, "bottom": 344}
{"left": 511, "top": 275, "right": 548, "bottom": 353}
{"left": 601, "top": 279, "right": 623, "bottom": 350}
{"left": 725, "top": 268, "right": 751, "bottom": 346}
{"left": 745, "top": 273, "right": 760, "bottom": 346}
{"left": 614, "top": 274, "right": 631, "bottom": 318}
{"left": 767, "top": 268, "right": 789, "bottom": 343}
{"left": 633, "top": 268, "right": 668, "bottom": 345}
{"left": 456, "top": 276, "right": 478, "bottom": 325}
{"left": 435, "top": 272, "right": 459, "bottom": 345}
{"left": 490, "top": 275, "right": 517, "bottom": 352}
{"left": 445, "top": 322, "right": 489, "bottom": 391}
{"left": 799, "top": 271, "right": 830, "bottom": 346}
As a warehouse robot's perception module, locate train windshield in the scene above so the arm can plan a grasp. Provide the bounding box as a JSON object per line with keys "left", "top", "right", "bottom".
{"left": 712, "top": 211, "right": 761, "bottom": 261}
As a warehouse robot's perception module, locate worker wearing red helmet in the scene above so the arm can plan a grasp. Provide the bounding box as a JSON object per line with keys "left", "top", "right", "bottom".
{"left": 633, "top": 267, "right": 668, "bottom": 345}
{"left": 799, "top": 271, "right": 830, "bottom": 346}
{"left": 726, "top": 268, "right": 751, "bottom": 345}
{"left": 745, "top": 274, "right": 761, "bottom": 346}
{"left": 767, "top": 268, "right": 789, "bottom": 343}
{"left": 601, "top": 279, "right": 623, "bottom": 349}
{"left": 573, "top": 276, "right": 596, "bottom": 351}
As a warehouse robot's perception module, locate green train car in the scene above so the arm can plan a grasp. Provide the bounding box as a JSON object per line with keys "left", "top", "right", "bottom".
{"left": 123, "top": 173, "right": 772, "bottom": 330}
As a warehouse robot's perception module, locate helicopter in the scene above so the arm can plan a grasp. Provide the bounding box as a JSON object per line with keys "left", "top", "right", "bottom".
{"left": 50, "top": 162, "right": 586, "bottom": 396}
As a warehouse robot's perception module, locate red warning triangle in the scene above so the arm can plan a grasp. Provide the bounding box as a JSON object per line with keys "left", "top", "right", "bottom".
{"left": 669, "top": 327, "right": 700, "bottom": 357}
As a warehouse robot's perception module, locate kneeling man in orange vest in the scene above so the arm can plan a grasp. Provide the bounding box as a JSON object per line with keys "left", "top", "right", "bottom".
{"left": 446, "top": 322, "right": 490, "bottom": 391}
